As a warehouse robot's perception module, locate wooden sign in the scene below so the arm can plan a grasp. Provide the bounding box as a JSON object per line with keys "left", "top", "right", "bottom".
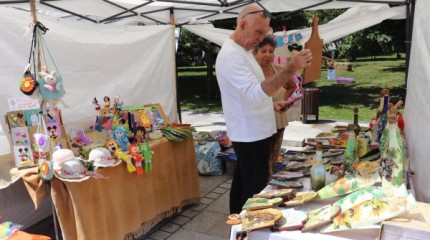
{"left": 303, "top": 16, "right": 323, "bottom": 84}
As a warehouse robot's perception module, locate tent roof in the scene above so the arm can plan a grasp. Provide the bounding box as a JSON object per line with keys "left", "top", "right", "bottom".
{"left": 0, "top": 0, "right": 407, "bottom": 25}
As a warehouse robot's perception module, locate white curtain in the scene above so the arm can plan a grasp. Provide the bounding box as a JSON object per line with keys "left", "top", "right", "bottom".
{"left": 0, "top": 6, "right": 177, "bottom": 151}
{"left": 405, "top": 0, "right": 430, "bottom": 203}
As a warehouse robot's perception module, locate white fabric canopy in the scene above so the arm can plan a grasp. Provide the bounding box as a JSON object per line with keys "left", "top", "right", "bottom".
{"left": 1, "top": 0, "right": 405, "bottom": 25}
{"left": 0, "top": 6, "right": 178, "bottom": 137}
{"left": 404, "top": 0, "right": 430, "bottom": 203}
{"left": 183, "top": 4, "right": 406, "bottom": 47}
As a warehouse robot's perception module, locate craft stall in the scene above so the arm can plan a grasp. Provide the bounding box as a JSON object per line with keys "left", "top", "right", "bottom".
{"left": 224, "top": 18, "right": 428, "bottom": 239}
{"left": 0, "top": 2, "right": 199, "bottom": 239}
{"left": 225, "top": 88, "right": 430, "bottom": 240}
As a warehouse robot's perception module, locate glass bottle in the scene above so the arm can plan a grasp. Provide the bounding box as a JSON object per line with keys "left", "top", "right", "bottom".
{"left": 353, "top": 107, "right": 361, "bottom": 137}
{"left": 311, "top": 141, "right": 326, "bottom": 191}
{"left": 376, "top": 93, "right": 389, "bottom": 142}
{"left": 344, "top": 124, "right": 358, "bottom": 171}
{"left": 380, "top": 108, "right": 405, "bottom": 188}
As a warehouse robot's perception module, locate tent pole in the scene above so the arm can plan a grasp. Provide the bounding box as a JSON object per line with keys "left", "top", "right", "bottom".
{"left": 99, "top": 1, "right": 150, "bottom": 23}
{"left": 405, "top": 0, "right": 415, "bottom": 89}
{"left": 171, "top": 8, "right": 182, "bottom": 123}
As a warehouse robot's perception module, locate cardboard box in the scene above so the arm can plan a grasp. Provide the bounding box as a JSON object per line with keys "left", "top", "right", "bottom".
{"left": 379, "top": 202, "right": 430, "bottom": 240}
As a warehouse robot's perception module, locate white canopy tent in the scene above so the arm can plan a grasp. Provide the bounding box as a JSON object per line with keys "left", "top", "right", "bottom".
{"left": 1, "top": 0, "right": 429, "bottom": 230}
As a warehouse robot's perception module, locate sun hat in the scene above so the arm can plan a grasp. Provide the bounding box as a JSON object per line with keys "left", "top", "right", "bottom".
{"left": 58, "top": 157, "right": 87, "bottom": 179}
{"left": 52, "top": 148, "right": 75, "bottom": 171}
{"left": 89, "top": 147, "right": 120, "bottom": 167}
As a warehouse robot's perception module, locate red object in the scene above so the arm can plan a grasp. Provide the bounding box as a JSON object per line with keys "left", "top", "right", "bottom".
{"left": 282, "top": 25, "right": 287, "bottom": 32}
{"left": 369, "top": 117, "right": 377, "bottom": 129}
{"left": 397, "top": 113, "right": 404, "bottom": 131}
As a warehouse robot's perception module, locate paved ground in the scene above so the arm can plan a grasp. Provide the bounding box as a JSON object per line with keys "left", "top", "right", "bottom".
{"left": 142, "top": 110, "right": 356, "bottom": 240}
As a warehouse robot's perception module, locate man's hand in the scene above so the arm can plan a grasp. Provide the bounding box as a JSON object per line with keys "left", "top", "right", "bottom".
{"left": 290, "top": 49, "right": 313, "bottom": 70}
{"left": 273, "top": 100, "right": 293, "bottom": 113}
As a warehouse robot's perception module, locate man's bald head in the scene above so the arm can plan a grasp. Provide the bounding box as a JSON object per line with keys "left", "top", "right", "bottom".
{"left": 237, "top": 5, "right": 264, "bottom": 24}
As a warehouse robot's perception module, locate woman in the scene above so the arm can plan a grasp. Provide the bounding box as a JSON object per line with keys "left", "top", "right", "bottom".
{"left": 253, "top": 34, "right": 297, "bottom": 175}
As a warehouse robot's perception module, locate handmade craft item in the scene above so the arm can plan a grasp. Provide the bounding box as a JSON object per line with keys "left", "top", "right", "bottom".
{"left": 344, "top": 124, "right": 359, "bottom": 171}
{"left": 303, "top": 16, "right": 323, "bottom": 84}
{"left": 225, "top": 214, "right": 241, "bottom": 225}
{"left": 56, "top": 157, "right": 87, "bottom": 179}
{"left": 88, "top": 147, "right": 120, "bottom": 168}
{"left": 333, "top": 184, "right": 407, "bottom": 211}
{"left": 253, "top": 188, "right": 294, "bottom": 200}
{"left": 268, "top": 179, "right": 303, "bottom": 189}
{"left": 302, "top": 204, "right": 341, "bottom": 232}
{"left": 271, "top": 171, "right": 304, "bottom": 181}
{"left": 105, "top": 138, "right": 136, "bottom": 173}
{"left": 379, "top": 108, "right": 405, "bottom": 188}
{"left": 348, "top": 160, "right": 380, "bottom": 178}
{"left": 283, "top": 191, "right": 317, "bottom": 207}
{"left": 113, "top": 125, "right": 129, "bottom": 151}
{"left": 52, "top": 148, "right": 75, "bottom": 171}
{"left": 321, "top": 194, "right": 415, "bottom": 233}
{"left": 317, "top": 174, "right": 375, "bottom": 199}
{"left": 241, "top": 208, "right": 282, "bottom": 232}
{"left": 139, "top": 142, "right": 153, "bottom": 172}
{"left": 272, "top": 208, "right": 307, "bottom": 231}
{"left": 128, "top": 144, "right": 144, "bottom": 175}
{"left": 242, "top": 197, "right": 283, "bottom": 211}
{"left": 310, "top": 141, "right": 326, "bottom": 191}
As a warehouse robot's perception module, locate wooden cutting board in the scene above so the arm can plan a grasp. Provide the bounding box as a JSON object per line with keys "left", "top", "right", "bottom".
{"left": 303, "top": 16, "right": 323, "bottom": 84}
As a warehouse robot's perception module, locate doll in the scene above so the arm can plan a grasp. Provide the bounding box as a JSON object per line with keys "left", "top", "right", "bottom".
{"left": 105, "top": 138, "right": 136, "bottom": 173}
{"left": 104, "top": 96, "right": 111, "bottom": 109}
{"left": 134, "top": 126, "right": 146, "bottom": 144}
{"left": 128, "top": 144, "right": 143, "bottom": 176}
{"left": 113, "top": 125, "right": 129, "bottom": 151}
{"left": 139, "top": 142, "right": 154, "bottom": 172}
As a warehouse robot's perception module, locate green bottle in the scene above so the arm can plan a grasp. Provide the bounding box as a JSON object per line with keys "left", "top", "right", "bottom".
{"left": 344, "top": 124, "right": 359, "bottom": 171}
{"left": 353, "top": 107, "right": 361, "bottom": 137}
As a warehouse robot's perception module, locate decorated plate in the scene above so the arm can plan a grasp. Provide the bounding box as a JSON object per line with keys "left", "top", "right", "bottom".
{"left": 302, "top": 204, "right": 341, "bottom": 232}
{"left": 271, "top": 171, "right": 304, "bottom": 180}
{"left": 284, "top": 191, "right": 317, "bottom": 207}
{"left": 253, "top": 188, "right": 294, "bottom": 199}
{"left": 273, "top": 208, "right": 307, "bottom": 231}
{"left": 321, "top": 194, "right": 415, "bottom": 233}
{"left": 241, "top": 208, "right": 282, "bottom": 232}
{"left": 242, "top": 197, "right": 283, "bottom": 211}
{"left": 316, "top": 174, "right": 375, "bottom": 199}
{"left": 268, "top": 179, "right": 303, "bottom": 189}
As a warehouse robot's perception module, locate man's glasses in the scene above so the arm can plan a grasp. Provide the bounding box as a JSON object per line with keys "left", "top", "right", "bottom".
{"left": 241, "top": 10, "right": 272, "bottom": 20}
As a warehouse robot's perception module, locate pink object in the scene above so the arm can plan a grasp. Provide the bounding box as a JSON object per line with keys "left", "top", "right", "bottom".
{"left": 336, "top": 77, "right": 354, "bottom": 84}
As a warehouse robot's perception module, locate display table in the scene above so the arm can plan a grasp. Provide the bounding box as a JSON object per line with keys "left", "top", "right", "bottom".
{"left": 50, "top": 137, "right": 200, "bottom": 240}
{"left": 229, "top": 179, "right": 382, "bottom": 240}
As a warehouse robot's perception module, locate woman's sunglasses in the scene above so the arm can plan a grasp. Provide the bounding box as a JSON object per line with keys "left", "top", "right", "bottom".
{"left": 242, "top": 10, "right": 272, "bottom": 20}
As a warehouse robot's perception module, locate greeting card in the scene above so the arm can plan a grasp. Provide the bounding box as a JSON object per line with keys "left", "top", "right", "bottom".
{"left": 11, "top": 127, "right": 31, "bottom": 145}
{"left": 13, "top": 145, "right": 34, "bottom": 167}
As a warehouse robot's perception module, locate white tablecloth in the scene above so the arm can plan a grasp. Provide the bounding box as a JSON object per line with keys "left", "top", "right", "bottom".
{"left": 230, "top": 178, "right": 381, "bottom": 240}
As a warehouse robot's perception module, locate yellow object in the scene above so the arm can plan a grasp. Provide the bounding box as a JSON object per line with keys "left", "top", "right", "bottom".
{"left": 357, "top": 138, "right": 369, "bottom": 158}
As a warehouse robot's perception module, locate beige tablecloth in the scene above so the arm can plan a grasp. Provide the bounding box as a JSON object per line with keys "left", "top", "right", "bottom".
{"left": 50, "top": 138, "right": 200, "bottom": 240}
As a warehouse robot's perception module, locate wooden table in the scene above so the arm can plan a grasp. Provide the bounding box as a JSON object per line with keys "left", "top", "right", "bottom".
{"left": 50, "top": 138, "right": 200, "bottom": 240}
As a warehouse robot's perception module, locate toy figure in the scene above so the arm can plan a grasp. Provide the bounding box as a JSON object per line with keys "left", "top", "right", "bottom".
{"left": 147, "top": 105, "right": 159, "bottom": 132}
{"left": 139, "top": 109, "right": 151, "bottom": 131}
{"left": 128, "top": 144, "right": 143, "bottom": 176}
{"left": 113, "top": 125, "right": 129, "bottom": 151}
{"left": 139, "top": 142, "right": 153, "bottom": 172}
{"left": 105, "top": 138, "right": 136, "bottom": 173}
{"left": 104, "top": 96, "right": 111, "bottom": 109}
{"left": 113, "top": 95, "right": 123, "bottom": 115}
{"left": 92, "top": 97, "right": 101, "bottom": 111}
{"left": 134, "top": 126, "right": 146, "bottom": 144}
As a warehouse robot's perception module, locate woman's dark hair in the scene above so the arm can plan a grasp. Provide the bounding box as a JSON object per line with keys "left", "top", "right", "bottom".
{"left": 253, "top": 34, "right": 277, "bottom": 53}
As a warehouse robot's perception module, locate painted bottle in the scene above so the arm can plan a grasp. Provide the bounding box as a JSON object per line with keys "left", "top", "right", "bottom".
{"left": 344, "top": 124, "right": 358, "bottom": 171}
{"left": 353, "top": 107, "right": 361, "bottom": 137}
{"left": 380, "top": 108, "right": 405, "bottom": 188}
{"left": 311, "top": 141, "right": 326, "bottom": 191}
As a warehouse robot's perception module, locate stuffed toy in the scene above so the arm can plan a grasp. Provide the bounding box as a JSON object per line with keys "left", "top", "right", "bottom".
{"left": 105, "top": 138, "right": 136, "bottom": 173}
{"left": 40, "top": 70, "right": 60, "bottom": 92}
{"left": 37, "top": 66, "right": 65, "bottom": 101}
{"left": 139, "top": 142, "right": 153, "bottom": 172}
{"left": 128, "top": 144, "right": 143, "bottom": 176}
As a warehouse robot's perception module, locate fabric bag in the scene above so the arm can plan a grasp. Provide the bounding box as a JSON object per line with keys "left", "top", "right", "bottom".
{"left": 195, "top": 141, "right": 223, "bottom": 176}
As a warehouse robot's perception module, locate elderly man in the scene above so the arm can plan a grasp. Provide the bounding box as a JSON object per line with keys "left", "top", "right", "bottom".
{"left": 215, "top": 4, "right": 313, "bottom": 214}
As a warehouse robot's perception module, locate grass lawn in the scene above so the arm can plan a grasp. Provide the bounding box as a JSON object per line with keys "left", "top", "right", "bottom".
{"left": 178, "top": 54, "right": 406, "bottom": 122}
